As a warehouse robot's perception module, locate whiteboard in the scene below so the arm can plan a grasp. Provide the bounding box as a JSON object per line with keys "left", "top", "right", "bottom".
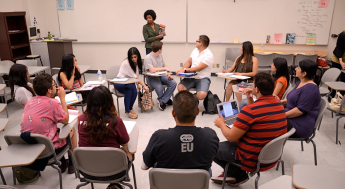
{"left": 188, "top": 0, "right": 335, "bottom": 45}
{"left": 58, "top": 0, "right": 186, "bottom": 42}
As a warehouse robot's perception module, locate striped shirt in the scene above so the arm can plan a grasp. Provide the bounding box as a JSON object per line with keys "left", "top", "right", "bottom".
{"left": 234, "top": 95, "right": 287, "bottom": 172}
{"left": 61, "top": 79, "right": 81, "bottom": 90}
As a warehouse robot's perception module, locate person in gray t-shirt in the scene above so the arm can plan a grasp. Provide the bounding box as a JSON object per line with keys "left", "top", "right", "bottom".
{"left": 144, "top": 41, "right": 176, "bottom": 111}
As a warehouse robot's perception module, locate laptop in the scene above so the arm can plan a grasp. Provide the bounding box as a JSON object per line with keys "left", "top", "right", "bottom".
{"left": 216, "top": 100, "right": 240, "bottom": 128}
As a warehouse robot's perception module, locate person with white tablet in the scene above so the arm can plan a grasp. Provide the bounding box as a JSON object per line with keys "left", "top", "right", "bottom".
{"left": 115, "top": 47, "right": 149, "bottom": 119}
{"left": 176, "top": 35, "right": 213, "bottom": 101}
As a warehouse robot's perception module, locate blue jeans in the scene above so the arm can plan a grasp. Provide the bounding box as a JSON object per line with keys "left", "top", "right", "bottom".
{"left": 148, "top": 75, "right": 176, "bottom": 103}
{"left": 146, "top": 48, "right": 152, "bottom": 55}
{"left": 114, "top": 83, "right": 137, "bottom": 113}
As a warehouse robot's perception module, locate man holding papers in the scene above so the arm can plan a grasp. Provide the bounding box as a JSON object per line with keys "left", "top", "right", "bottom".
{"left": 21, "top": 73, "right": 77, "bottom": 174}
{"left": 176, "top": 35, "right": 213, "bottom": 100}
{"left": 145, "top": 41, "right": 176, "bottom": 111}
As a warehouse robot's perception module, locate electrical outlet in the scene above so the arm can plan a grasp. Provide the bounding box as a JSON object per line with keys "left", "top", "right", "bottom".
{"left": 216, "top": 64, "right": 220, "bottom": 68}
{"left": 180, "top": 63, "right": 183, "bottom": 67}
{"left": 212, "top": 63, "right": 215, "bottom": 68}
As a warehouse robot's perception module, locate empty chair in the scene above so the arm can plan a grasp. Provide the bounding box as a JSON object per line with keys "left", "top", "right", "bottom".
{"left": 274, "top": 53, "right": 294, "bottom": 66}
{"left": 294, "top": 54, "right": 317, "bottom": 65}
{"left": 319, "top": 68, "right": 341, "bottom": 96}
{"left": 255, "top": 53, "right": 275, "bottom": 73}
{"left": 149, "top": 168, "right": 209, "bottom": 189}
{"left": 5, "top": 134, "right": 75, "bottom": 189}
{"left": 106, "top": 65, "right": 125, "bottom": 116}
{"left": 220, "top": 128, "right": 296, "bottom": 189}
{"left": 225, "top": 48, "right": 241, "bottom": 69}
{"left": 16, "top": 60, "right": 37, "bottom": 66}
{"left": 327, "top": 94, "right": 345, "bottom": 144}
{"left": 73, "top": 147, "right": 136, "bottom": 189}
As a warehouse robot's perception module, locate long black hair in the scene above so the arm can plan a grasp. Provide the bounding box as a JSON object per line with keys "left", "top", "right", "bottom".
{"left": 273, "top": 57, "right": 290, "bottom": 85}
{"left": 234, "top": 41, "right": 254, "bottom": 72}
{"left": 58, "top": 54, "right": 81, "bottom": 82}
{"left": 83, "top": 86, "right": 118, "bottom": 144}
{"left": 127, "top": 47, "right": 143, "bottom": 74}
{"left": 9, "top": 64, "right": 35, "bottom": 97}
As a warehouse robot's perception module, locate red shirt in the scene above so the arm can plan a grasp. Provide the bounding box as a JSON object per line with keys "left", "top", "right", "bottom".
{"left": 78, "top": 114, "right": 129, "bottom": 148}
{"left": 233, "top": 95, "right": 287, "bottom": 172}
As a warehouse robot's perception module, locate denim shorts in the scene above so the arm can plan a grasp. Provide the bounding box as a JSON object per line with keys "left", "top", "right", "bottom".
{"left": 179, "top": 77, "right": 211, "bottom": 92}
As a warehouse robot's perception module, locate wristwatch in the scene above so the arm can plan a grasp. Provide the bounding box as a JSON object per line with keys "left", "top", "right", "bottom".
{"left": 184, "top": 68, "right": 187, "bottom": 73}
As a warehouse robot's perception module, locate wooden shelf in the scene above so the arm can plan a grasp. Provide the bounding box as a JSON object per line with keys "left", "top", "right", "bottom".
{"left": 12, "top": 55, "right": 28, "bottom": 61}
{"left": 11, "top": 44, "right": 29, "bottom": 49}
{"left": 8, "top": 30, "right": 26, "bottom": 35}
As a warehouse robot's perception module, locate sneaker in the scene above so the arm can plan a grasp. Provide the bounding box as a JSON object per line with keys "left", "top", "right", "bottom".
{"left": 68, "top": 165, "right": 75, "bottom": 174}
{"left": 211, "top": 172, "right": 236, "bottom": 184}
{"left": 58, "top": 159, "right": 69, "bottom": 173}
{"left": 157, "top": 99, "right": 166, "bottom": 111}
{"left": 227, "top": 177, "right": 249, "bottom": 186}
{"left": 166, "top": 99, "right": 173, "bottom": 105}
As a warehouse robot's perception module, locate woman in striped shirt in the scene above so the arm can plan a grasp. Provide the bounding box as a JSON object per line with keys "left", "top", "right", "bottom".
{"left": 58, "top": 54, "right": 83, "bottom": 90}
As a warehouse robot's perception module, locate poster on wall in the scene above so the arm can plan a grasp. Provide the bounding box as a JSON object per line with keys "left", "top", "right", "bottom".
{"left": 57, "top": 0, "right": 65, "bottom": 10}
{"left": 67, "top": 0, "right": 74, "bottom": 10}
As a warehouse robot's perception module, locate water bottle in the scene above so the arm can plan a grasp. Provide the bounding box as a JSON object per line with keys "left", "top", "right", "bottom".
{"left": 97, "top": 70, "right": 102, "bottom": 83}
{"left": 260, "top": 43, "right": 264, "bottom": 52}
{"left": 48, "top": 32, "right": 51, "bottom": 40}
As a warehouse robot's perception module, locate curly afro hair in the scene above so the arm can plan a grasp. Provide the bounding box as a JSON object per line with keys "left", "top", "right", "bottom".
{"left": 144, "top": 10, "right": 156, "bottom": 21}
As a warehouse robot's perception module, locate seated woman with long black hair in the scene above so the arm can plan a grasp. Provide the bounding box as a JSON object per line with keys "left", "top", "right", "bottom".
{"left": 9, "top": 64, "right": 35, "bottom": 105}
{"left": 58, "top": 54, "right": 83, "bottom": 90}
{"left": 78, "top": 86, "right": 132, "bottom": 189}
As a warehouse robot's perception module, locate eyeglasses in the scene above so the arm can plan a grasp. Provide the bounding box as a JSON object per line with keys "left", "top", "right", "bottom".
{"left": 52, "top": 81, "right": 56, "bottom": 88}
{"left": 196, "top": 40, "right": 200, "bottom": 43}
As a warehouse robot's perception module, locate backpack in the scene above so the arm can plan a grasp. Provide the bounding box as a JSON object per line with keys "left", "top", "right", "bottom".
{"left": 14, "top": 166, "right": 39, "bottom": 183}
{"left": 202, "top": 91, "right": 221, "bottom": 115}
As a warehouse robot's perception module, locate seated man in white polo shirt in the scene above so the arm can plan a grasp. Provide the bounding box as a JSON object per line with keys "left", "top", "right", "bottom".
{"left": 176, "top": 35, "right": 214, "bottom": 100}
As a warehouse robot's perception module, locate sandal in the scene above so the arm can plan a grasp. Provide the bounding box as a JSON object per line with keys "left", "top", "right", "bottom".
{"left": 126, "top": 112, "right": 138, "bottom": 119}
{"left": 130, "top": 109, "right": 137, "bottom": 115}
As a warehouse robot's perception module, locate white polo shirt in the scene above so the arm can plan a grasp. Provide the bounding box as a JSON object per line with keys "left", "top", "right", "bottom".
{"left": 190, "top": 48, "right": 213, "bottom": 79}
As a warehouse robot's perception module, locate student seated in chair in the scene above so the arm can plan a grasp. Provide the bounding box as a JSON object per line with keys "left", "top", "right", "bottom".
{"left": 145, "top": 41, "right": 176, "bottom": 111}
{"left": 212, "top": 72, "right": 287, "bottom": 186}
{"left": 9, "top": 64, "right": 35, "bottom": 105}
{"left": 78, "top": 86, "right": 132, "bottom": 189}
{"left": 176, "top": 35, "right": 214, "bottom": 100}
{"left": 21, "top": 73, "right": 77, "bottom": 174}
{"left": 142, "top": 91, "right": 219, "bottom": 172}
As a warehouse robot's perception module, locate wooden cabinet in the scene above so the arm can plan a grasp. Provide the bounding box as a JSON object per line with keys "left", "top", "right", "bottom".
{"left": 0, "top": 12, "right": 31, "bottom": 61}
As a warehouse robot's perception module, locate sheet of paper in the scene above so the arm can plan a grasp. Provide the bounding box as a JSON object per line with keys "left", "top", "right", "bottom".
{"left": 306, "top": 33, "right": 316, "bottom": 45}
{"left": 216, "top": 73, "right": 233, "bottom": 76}
{"left": 66, "top": 0, "right": 74, "bottom": 10}
{"left": 123, "top": 121, "right": 136, "bottom": 134}
{"left": 145, "top": 71, "right": 167, "bottom": 76}
{"left": 230, "top": 75, "right": 251, "bottom": 80}
{"left": 111, "top": 78, "right": 129, "bottom": 82}
{"left": 68, "top": 109, "right": 79, "bottom": 123}
{"left": 78, "top": 85, "right": 98, "bottom": 91}
{"left": 318, "top": 0, "right": 329, "bottom": 8}
{"left": 84, "top": 80, "right": 106, "bottom": 85}
{"left": 233, "top": 37, "right": 239, "bottom": 43}
{"left": 57, "top": 0, "right": 65, "bottom": 10}
{"left": 274, "top": 33, "right": 283, "bottom": 44}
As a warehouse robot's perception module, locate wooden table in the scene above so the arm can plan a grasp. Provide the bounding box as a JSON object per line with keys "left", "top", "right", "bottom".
{"left": 256, "top": 50, "right": 317, "bottom": 56}
{"left": 324, "top": 82, "right": 345, "bottom": 91}
{"left": 292, "top": 164, "right": 345, "bottom": 189}
{"left": 0, "top": 144, "right": 46, "bottom": 168}
{"left": 0, "top": 66, "right": 49, "bottom": 75}
{"left": 108, "top": 78, "right": 140, "bottom": 84}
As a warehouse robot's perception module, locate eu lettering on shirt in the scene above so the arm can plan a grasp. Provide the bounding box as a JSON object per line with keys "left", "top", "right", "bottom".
{"left": 180, "top": 134, "right": 194, "bottom": 153}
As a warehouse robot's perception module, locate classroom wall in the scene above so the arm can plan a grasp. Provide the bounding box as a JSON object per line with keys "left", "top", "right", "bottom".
{"left": 1, "top": 0, "right": 345, "bottom": 72}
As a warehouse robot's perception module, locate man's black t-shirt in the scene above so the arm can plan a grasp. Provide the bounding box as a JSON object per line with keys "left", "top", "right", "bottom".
{"left": 142, "top": 126, "right": 219, "bottom": 171}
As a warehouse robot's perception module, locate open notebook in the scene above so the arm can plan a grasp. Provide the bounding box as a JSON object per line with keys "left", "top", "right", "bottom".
{"left": 55, "top": 92, "right": 79, "bottom": 105}
{"left": 68, "top": 109, "right": 79, "bottom": 123}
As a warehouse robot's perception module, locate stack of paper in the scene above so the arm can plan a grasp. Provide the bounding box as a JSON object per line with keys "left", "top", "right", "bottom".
{"left": 55, "top": 92, "right": 79, "bottom": 105}
{"left": 84, "top": 80, "right": 106, "bottom": 86}
{"left": 111, "top": 78, "right": 129, "bottom": 82}
{"left": 68, "top": 109, "right": 79, "bottom": 123}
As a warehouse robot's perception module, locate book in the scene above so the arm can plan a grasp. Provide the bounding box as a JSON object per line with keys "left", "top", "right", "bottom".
{"left": 237, "top": 81, "right": 253, "bottom": 89}
{"left": 178, "top": 72, "right": 197, "bottom": 77}
{"left": 55, "top": 92, "right": 79, "bottom": 105}
{"left": 68, "top": 109, "right": 79, "bottom": 123}
{"left": 266, "top": 35, "right": 271, "bottom": 44}
{"left": 286, "top": 33, "right": 296, "bottom": 44}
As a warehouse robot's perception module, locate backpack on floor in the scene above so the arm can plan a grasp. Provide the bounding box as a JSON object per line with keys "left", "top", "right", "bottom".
{"left": 202, "top": 91, "right": 221, "bottom": 115}
{"left": 14, "top": 166, "right": 39, "bottom": 183}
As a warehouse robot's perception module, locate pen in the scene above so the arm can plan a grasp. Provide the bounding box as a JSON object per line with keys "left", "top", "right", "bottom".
{"left": 223, "top": 66, "right": 225, "bottom": 70}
